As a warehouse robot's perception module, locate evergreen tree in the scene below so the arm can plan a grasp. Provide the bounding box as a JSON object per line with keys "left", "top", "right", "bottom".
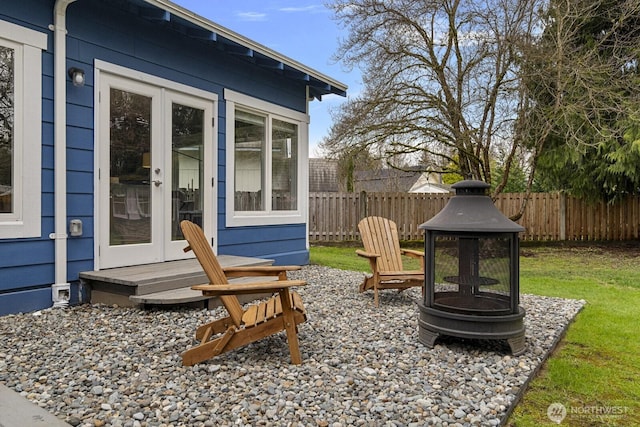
{"left": 525, "top": 0, "right": 640, "bottom": 201}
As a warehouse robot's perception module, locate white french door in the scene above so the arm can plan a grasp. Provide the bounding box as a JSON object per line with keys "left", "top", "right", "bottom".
{"left": 97, "top": 71, "right": 216, "bottom": 269}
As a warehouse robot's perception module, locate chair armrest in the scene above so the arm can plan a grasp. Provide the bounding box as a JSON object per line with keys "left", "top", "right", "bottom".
{"left": 356, "top": 249, "right": 380, "bottom": 260}
{"left": 222, "top": 265, "right": 301, "bottom": 279}
{"left": 401, "top": 248, "right": 424, "bottom": 259}
{"left": 192, "top": 280, "right": 306, "bottom": 296}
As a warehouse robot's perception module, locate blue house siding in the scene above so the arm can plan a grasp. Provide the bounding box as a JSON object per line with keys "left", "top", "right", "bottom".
{"left": 0, "top": 0, "right": 345, "bottom": 315}
{"left": 218, "top": 224, "right": 310, "bottom": 265}
{"left": 63, "top": 1, "right": 309, "bottom": 268}
{"left": 0, "top": 240, "right": 54, "bottom": 287}
{"left": 0, "top": 1, "right": 57, "bottom": 314}
{"left": 0, "top": 288, "right": 53, "bottom": 316}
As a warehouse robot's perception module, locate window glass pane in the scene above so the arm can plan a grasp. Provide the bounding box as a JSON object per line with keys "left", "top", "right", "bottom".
{"left": 0, "top": 46, "right": 14, "bottom": 214}
{"left": 235, "top": 110, "right": 265, "bottom": 211}
{"left": 109, "top": 88, "right": 152, "bottom": 245}
{"left": 172, "top": 103, "right": 204, "bottom": 240}
{"left": 272, "top": 119, "right": 297, "bottom": 210}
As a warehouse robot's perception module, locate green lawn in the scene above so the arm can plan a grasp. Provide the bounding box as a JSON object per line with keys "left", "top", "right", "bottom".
{"left": 309, "top": 242, "right": 640, "bottom": 426}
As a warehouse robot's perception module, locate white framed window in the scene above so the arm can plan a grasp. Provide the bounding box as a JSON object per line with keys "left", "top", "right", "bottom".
{"left": 225, "top": 89, "right": 309, "bottom": 227}
{"left": 0, "top": 21, "right": 46, "bottom": 239}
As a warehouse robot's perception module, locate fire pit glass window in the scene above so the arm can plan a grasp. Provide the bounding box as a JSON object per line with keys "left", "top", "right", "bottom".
{"left": 432, "top": 235, "right": 515, "bottom": 315}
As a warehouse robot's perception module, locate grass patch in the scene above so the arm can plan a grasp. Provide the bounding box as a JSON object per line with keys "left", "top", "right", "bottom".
{"left": 309, "top": 243, "right": 640, "bottom": 426}
{"left": 309, "top": 245, "right": 370, "bottom": 272}
{"left": 310, "top": 243, "right": 423, "bottom": 273}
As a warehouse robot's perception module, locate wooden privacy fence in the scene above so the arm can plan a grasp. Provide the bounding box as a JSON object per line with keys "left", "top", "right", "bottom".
{"left": 309, "top": 191, "right": 640, "bottom": 242}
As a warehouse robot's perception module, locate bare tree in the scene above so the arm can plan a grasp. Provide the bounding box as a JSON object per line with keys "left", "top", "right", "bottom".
{"left": 322, "top": 0, "right": 541, "bottom": 195}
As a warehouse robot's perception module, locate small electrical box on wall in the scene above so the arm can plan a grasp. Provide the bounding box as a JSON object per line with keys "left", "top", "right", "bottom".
{"left": 69, "top": 219, "right": 83, "bottom": 237}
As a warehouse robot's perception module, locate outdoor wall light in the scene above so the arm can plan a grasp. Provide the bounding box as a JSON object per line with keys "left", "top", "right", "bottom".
{"left": 68, "top": 67, "right": 85, "bottom": 87}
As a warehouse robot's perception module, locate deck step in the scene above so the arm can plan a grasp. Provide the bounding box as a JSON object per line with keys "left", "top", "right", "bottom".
{"left": 79, "top": 255, "right": 273, "bottom": 307}
{"left": 129, "top": 276, "right": 276, "bottom": 306}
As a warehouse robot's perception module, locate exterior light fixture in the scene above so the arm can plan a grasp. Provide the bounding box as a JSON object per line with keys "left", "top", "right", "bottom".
{"left": 68, "top": 67, "right": 85, "bottom": 87}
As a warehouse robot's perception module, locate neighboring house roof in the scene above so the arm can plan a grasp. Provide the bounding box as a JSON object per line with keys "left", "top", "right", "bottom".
{"left": 354, "top": 168, "right": 450, "bottom": 193}
{"left": 408, "top": 181, "right": 451, "bottom": 194}
{"left": 408, "top": 173, "right": 451, "bottom": 194}
{"left": 130, "top": 0, "right": 347, "bottom": 100}
{"left": 309, "top": 158, "right": 339, "bottom": 192}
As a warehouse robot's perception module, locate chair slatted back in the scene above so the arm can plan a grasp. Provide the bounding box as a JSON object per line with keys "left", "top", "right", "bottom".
{"left": 358, "top": 216, "right": 404, "bottom": 272}
{"left": 180, "top": 220, "right": 245, "bottom": 327}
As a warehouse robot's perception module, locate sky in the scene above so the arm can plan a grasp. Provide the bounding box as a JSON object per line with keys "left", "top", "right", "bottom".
{"left": 171, "top": 0, "right": 361, "bottom": 157}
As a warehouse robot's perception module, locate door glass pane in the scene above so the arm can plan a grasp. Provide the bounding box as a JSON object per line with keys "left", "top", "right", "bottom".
{"left": 272, "top": 119, "right": 297, "bottom": 210}
{"left": 234, "top": 110, "right": 265, "bottom": 211}
{"left": 109, "top": 88, "right": 152, "bottom": 245}
{"left": 0, "top": 46, "right": 14, "bottom": 214}
{"left": 171, "top": 103, "right": 204, "bottom": 240}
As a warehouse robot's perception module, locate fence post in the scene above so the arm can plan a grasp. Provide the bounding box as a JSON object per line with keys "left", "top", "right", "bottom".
{"left": 559, "top": 192, "right": 566, "bottom": 241}
{"left": 359, "top": 190, "right": 368, "bottom": 218}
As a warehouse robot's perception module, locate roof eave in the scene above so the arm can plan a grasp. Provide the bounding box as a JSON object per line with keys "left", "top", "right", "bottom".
{"left": 141, "top": 0, "right": 348, "bottom": 98}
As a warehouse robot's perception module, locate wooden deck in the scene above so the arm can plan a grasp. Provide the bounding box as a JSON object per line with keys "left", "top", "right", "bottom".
{"left": 80, "top": 255, "right": 273, "bottom": 307}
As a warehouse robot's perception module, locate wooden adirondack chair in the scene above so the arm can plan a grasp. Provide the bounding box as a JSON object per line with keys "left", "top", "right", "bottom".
{"left": 356, "top": 216, "right": 425, "bottom": 307}
{"left": 179, "top": 220, "right": 307, "bottom": 366}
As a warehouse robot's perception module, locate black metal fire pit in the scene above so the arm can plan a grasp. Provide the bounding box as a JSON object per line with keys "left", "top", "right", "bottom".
{"left": 418, "top": 180, "right": 526, "bottom": 355}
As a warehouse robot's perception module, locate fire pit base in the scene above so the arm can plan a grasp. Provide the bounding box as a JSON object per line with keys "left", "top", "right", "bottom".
{"left": 418, "top": 303, "right": 526, "bottom": 356}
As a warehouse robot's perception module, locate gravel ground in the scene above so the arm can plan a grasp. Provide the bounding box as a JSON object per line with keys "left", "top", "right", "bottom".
{"left": 0, "top": 265, "right": 584, "bottom": 427}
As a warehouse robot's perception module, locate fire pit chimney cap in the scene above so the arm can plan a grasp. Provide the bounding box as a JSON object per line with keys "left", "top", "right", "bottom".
{"left": 452, "top": 180, "right": 490, "bottom": 195}
{"left": 420, "top": 180, "right": 525, "bottom": 233}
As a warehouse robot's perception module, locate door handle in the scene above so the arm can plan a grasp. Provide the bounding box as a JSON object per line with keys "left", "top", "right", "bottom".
{"left": 153, "top": 180, "right": 162, "bottom": 187}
